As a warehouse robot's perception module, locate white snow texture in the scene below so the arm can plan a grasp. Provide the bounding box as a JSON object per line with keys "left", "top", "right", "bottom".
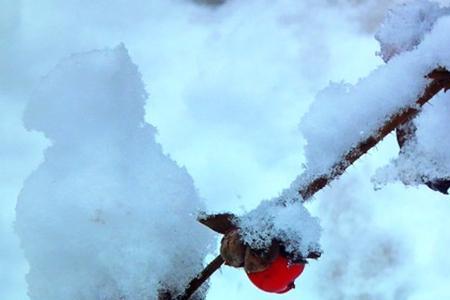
{"left": 15, "top": 45, "right": 212, "bottom": 300}
{"left": 239, "top": 198, "right": 321, "bottom": 259}
{"left": 300, "top": 1, "right": 450, "bottom": 191}
{"left": 375, "top": 0, "right": 450, "bottom": 62}
{"left": 373, "top": 0, "right": 450, "bottom": 187}
{"left": 5, "top": 1, "right": 450, "bottom": 300}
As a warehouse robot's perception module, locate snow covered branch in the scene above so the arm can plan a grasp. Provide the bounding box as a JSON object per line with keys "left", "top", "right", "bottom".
{"left": 299, "top": 68, "right": 450, "bottom": 200}
{"left": 191, "top": 67, "right": 450, "bottom": 300}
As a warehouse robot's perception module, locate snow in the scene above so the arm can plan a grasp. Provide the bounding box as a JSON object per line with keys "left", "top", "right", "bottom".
{"left": 1, "top": 1, "right": 381, "bottom": 298}
{"left": 375, "top": 0, "right": 450, "bottom": 62}
{"left": 15, "top": 45, "right": 213, "bottom": 300}
{"left": 374, "top": 91, "right": 450, "bottom": 187}
{"left": 298, "top": 13, "right": 450, "bottom": 195}
{"left": 371, "top": 2, "right": 450, "bottom": 189}
{"left": 4, "top": 0, "right": 450, "bottom": 300}
{"left": 239, "top": 198, "right": 321, "bottom": 260}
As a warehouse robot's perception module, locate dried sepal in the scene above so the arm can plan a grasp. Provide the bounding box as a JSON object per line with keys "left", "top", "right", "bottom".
{"left": 306, "top": 250, "right": 322, "bottom": 260}
{"left": 220, "top": 230, "right": 246, "bottom": 267}
{"left": 198, "top": 213, "right": 237, "bottom": 234}
{"left": 280, "top": 244, "right": 322, "bottom": 264}
{"left": 244, "top": 248, "right": 271, "bottom": 273}
{"left": 426, "top": 179, "right": 450, "bottom": 195}
{"left": 244, "top": 241, "right": 280, "bottom": 273}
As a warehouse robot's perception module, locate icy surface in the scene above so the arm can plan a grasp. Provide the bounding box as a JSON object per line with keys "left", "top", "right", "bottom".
{"left": 375, "top": 0, "right": 450, "bottom": 62}
{"left": 299, "top": 14, "right": 450, "bottom": 187}
{"left": 16, "top": 45, "right": 212, "bottom": 300}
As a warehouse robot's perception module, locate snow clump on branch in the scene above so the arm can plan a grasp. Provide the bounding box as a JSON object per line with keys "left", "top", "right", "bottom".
{"left": 299, "top": 9, "right": 450, "bottom": 182}
{"left": 238, "top": 189, "right": 321, "bottom": 260}
{"left": 373, "top": 1, "right": 450, "bottom": 190}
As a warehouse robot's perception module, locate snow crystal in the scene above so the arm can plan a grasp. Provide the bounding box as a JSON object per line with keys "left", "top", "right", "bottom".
{"left": 238, "top": 194, "right": 321, "bottom": 260}
{"left": 299, "top": 14, "right": 450, "bottom": 185}
{"left": 375, "top": 0, "right": 450, "bottom": 62}
{"left": 16, "top": 45, "right": 212, "bottom": 300}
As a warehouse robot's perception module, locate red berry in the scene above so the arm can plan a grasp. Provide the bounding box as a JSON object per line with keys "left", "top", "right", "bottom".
{"left": 246, "top": 255, "right": 305, "bottom": 294}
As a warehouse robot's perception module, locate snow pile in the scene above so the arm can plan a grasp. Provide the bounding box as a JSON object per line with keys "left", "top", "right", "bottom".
{"left": 375, "top": 0, "right": 450, "bottom": 62}
{"left": 238, "top": 192, "right": 321, "bottom": 259}
{"left": 16, "top": 45, "right": 212, "bottom": 300}
{"left": 298, "top": 13, "right": 450, "bottom": 188}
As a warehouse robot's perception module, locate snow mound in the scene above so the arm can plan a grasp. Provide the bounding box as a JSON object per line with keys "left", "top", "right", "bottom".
{"left": 16, "top": 45, "right": 212, "bottom": 300}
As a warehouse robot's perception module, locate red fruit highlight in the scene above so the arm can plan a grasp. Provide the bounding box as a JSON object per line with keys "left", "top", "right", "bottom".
{"left": 246, "top": 255, "right": 305, "bottom": 294}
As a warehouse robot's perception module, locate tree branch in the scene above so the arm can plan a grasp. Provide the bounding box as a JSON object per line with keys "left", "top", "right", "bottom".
{"left": 299, "top": 68, "right": 450, "bottom": 200}
{"left": 181, "top": 68, "right": 450, "bottom": 300}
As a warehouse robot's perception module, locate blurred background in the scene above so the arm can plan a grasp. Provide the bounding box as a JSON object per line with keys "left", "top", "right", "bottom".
{"left": 2, "top": 0, "right": 450, "bottom": 299}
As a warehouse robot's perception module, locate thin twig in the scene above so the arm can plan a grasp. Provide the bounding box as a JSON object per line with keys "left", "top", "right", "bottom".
{"left": 176, "top": 255, "right": 225, "bottom": 300}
